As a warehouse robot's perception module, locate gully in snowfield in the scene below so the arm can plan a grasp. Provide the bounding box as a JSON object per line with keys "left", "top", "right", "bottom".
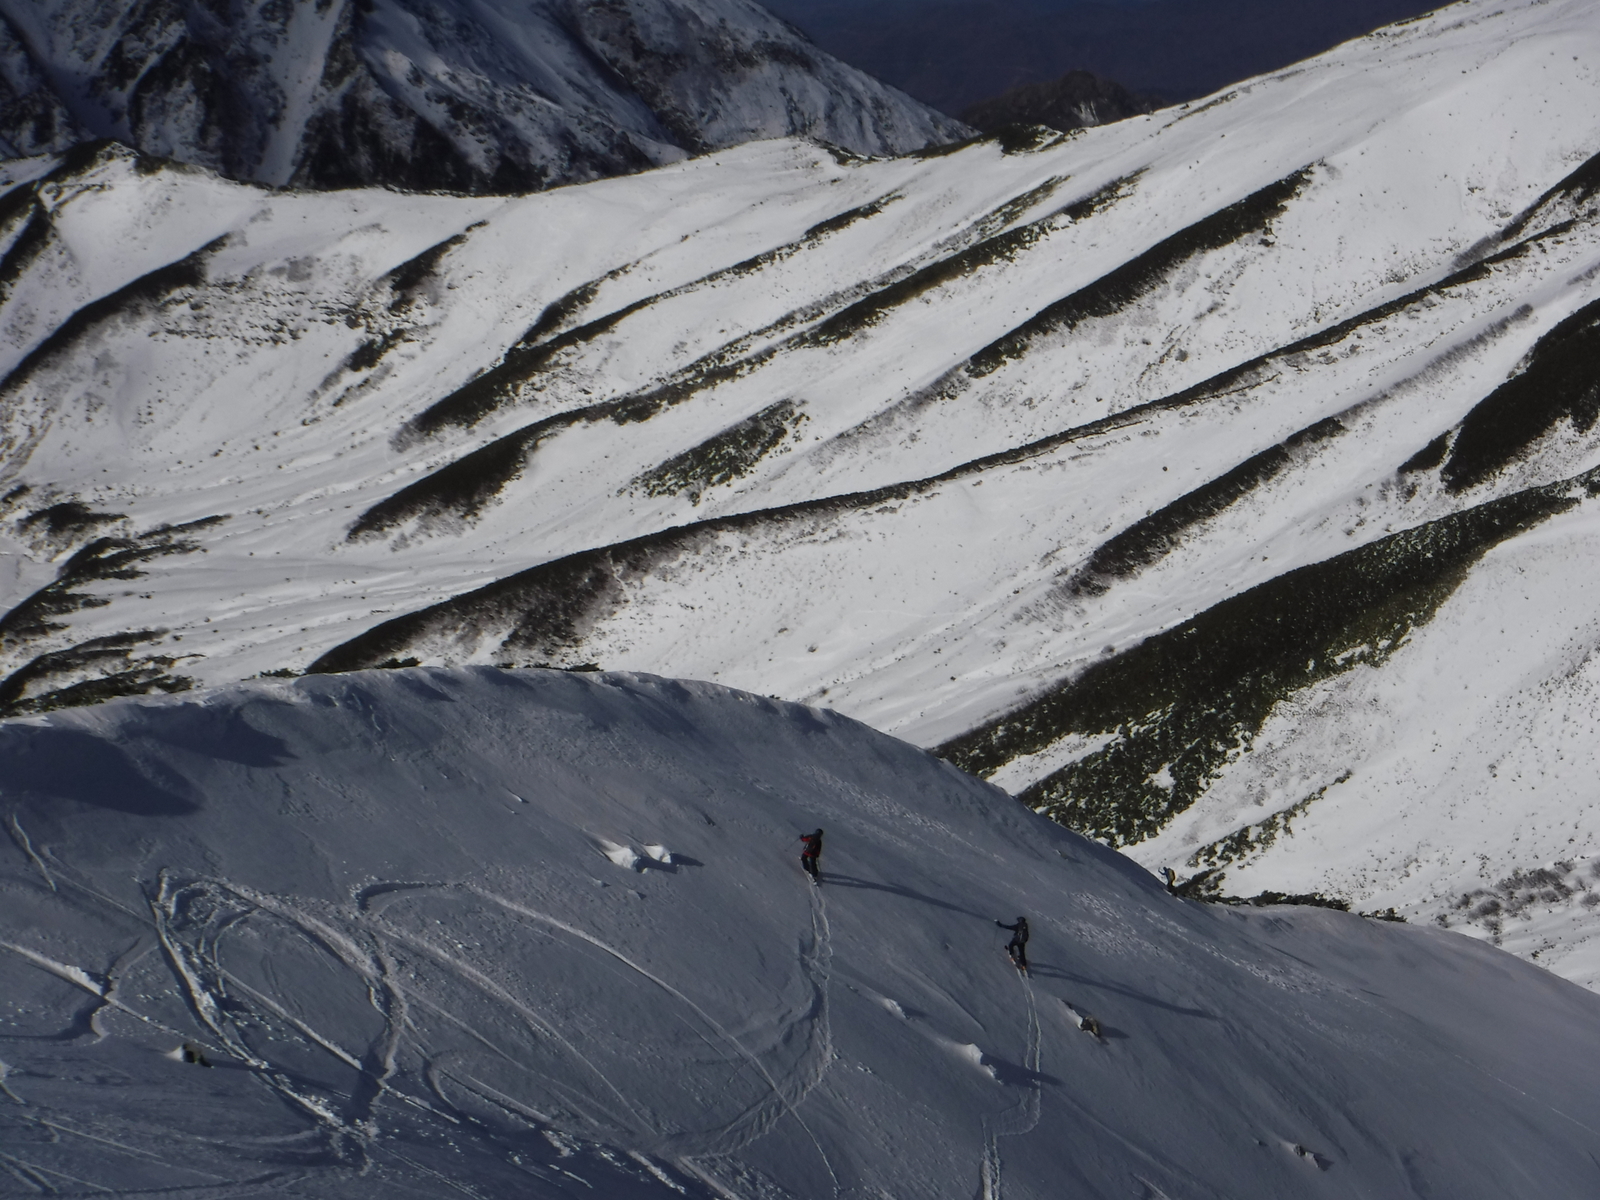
{"left": 799, "top": 828, "right": 823, "bottom": 884}
{"left": 997, "top": 916, "right": 1029, "bottom": 971}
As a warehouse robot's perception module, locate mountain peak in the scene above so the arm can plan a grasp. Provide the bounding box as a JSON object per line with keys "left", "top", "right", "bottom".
{"left": 0, "top": 0, "right": 970, "bottom": 192}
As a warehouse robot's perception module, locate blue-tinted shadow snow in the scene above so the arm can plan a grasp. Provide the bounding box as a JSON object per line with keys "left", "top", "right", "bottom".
{"left": 0, "top": 726, "right": 200, "bottom": 815}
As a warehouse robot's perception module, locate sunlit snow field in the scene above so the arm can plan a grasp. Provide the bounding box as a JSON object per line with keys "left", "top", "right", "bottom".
{"left": 5, "top": 0, "right": 1600, "bottom": 979}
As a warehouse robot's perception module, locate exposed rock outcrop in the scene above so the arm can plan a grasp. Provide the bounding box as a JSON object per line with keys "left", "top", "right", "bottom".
{"left": 0, "top": 0, "right": 969, "bottom": 192}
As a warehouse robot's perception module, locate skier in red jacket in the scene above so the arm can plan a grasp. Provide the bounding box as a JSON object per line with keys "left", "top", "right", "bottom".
{"left": 799, "top": 829, "right": 823, "bottom": 884}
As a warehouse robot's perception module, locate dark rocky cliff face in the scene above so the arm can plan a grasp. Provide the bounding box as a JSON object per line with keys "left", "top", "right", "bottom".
{"left": 0, "top": 0, "right": 969, "bottom": 193}
{"left": 959, "top": 69, "right": 1157, "bottom": 133}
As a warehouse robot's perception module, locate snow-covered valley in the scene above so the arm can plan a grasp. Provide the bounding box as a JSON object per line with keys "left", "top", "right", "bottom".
{"left": 6, "top": 0, "right": 1600, "bottom": 982}
{"left": 4, "top": 666, "right": 1600, "bottom": 1197}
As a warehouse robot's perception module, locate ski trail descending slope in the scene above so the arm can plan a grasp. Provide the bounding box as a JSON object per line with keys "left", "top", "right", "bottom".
{"left": 462, "top": 881, "right": 838, "bottom": 1171}
{"left": 979, "top": 974, "right": 1042, "bottom": 1200}
{"left": 798, "top": 883, "right": 838, "bottom": 1124}
{"left": 1, "top": 666, "right": 1599, "bottom": 1198}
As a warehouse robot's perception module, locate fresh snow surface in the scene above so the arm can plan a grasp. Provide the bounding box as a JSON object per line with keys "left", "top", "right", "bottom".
{"left": 3, "top": 666, "right": 1600, "bottom": 1198}
{"left": 7, "top": 0, "right": 1600, "bottom": 979}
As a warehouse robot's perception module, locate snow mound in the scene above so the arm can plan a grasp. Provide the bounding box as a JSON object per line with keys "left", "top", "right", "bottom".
{"left": 600, "top": 838, "right": 647, "bottom": 870}
{"left": 1, "top": 666, "right": 1598, "bottom": 1197}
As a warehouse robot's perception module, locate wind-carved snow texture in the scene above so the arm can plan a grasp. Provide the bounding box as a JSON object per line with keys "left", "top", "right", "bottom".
{"left": 11, "top": 0, "right": 1600, "bottom": 983}
{"left": 0, "top": 0, "right": 967, "bottom": 193}
{"left": 3, "top": 667, "right": 1600, "bottom": 1197}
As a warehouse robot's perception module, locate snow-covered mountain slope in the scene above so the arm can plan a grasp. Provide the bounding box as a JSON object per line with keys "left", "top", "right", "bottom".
{"left": 4, "top": 666, "right": 1600, "bottom": 1198}
{"left": 6, "top": 0, "right": 1600, "bottom": 978}
{"left": 0, "top": 0, "right": 966, "bottom": 192}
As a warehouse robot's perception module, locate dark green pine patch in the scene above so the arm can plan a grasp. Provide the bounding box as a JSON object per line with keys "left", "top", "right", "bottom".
{"left": 1497, "top": 146, "right": 1600, "bottom": 245}
{"left": 803, "top": 174, "right": 1132, "bottom": 348}
{"left": 1067, "top": 417, "right": 1344, "bottom": 594}
{"left": 939, "top": 473, "right": 1592, "bottom": 846}
{"left": 352, "top": 175, "right": 1097, "bottom": 539}
{"left": 965, "top": 166, "right": 1313, "bottom": 378}
{"left": 0, "top": 516, "right": 227, "bottom": 717}
{"left": 402, "top": 193, "right": 900, "bottom": 441}
{"left": 1440, "top": 292, "right": 1600, "bottom": 491}
{"left": 0, "top": 234, "right": 224, "bottom": 398}
{"left": 632, "top": 399, "right": 808, "bottom": 502}
{"left": 0, "top": 632, "right": 195, "bottom": 717}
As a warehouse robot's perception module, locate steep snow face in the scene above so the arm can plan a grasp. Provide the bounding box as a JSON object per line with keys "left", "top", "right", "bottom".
{"left": 3, "top": 666, "right": 1600, "bottom": 1197}
{"left": 0, "top": 0, "right": 966, "bottom": 191}
{"left": 7, "top": 0, "right": 1600, "bottom": 979}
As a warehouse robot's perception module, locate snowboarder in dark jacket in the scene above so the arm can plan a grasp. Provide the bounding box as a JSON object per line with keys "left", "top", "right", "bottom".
{"left": 997, "top": 917, "right": 1029, "bottom": 970}
{"left": 799, "top": 829, "right": 823, "bottom": 883}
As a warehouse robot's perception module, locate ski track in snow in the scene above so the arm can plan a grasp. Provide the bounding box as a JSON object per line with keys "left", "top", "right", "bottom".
{"left": 4, "top": 669, "right": 1600, "bottom": 1196}
{"left": 0, "top": 1059, "right": 21, "bottom": 1106}
{"left": 978, "top": 973, "right": 1043, "bottom": 1200}
{"left": 6, "top": 813, "right": 55, "bottom": 893}
{"left": 8, "top": 836, "right": 1240, "bottom": 1200}
{"left": 812, "top": 911, "right": 841, "bottom": 1194}
{"left": 461, "top": 881, "right": 837, "bottom": 1164}
{"left": 3, "top": 854, "right": 844, "bottom": 1190}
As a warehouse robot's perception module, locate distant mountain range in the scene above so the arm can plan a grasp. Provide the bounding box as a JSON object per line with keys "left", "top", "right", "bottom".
{"left": 763, "top": 0, "right": 1445, "bottom": 115}
{"left": 0, "top": 0, "right": 967, "bottom": 193}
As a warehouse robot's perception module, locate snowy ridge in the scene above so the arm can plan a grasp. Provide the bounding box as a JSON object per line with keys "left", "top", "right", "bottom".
{"left": 2, "top": 666, "right": 1599, "bottom": 1197}
{"left": 6, "top": 0, "right": 1600, "bottom": 977}
{"left": 0, "top": 0, "right": 967, "bottom": 191}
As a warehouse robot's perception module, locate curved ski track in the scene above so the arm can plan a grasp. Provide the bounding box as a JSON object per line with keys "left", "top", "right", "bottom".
{"left": 3, "top": 851, "right": 845, "bottom": 1195}
{"left": 979, "top": 974, "right": 1043, "bottom": 1200}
